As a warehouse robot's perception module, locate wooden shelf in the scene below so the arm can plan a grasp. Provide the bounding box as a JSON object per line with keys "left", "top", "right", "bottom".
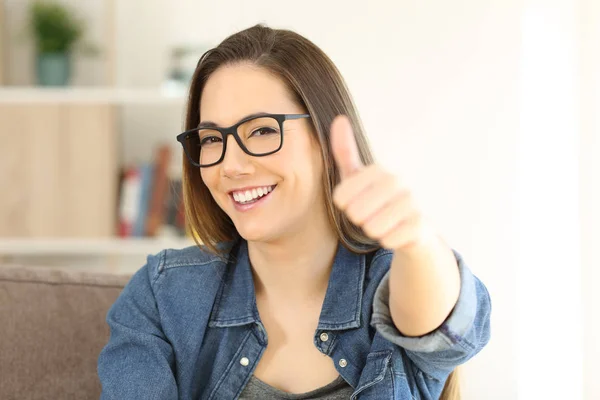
{"left": 0, "top": 86, "right": 187, "bottom": 104}
{"left": 0, "top": 238, "right": 196, "bottom": 256}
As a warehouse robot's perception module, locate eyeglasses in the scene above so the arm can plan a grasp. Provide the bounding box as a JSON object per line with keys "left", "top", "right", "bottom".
{"left": 176, "top": 113, "right": 311, "bottom": 167}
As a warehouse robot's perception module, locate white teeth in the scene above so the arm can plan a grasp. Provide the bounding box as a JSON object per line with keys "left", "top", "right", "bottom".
{"left": 232, "top": 185, "right": 275, "bottom": 204}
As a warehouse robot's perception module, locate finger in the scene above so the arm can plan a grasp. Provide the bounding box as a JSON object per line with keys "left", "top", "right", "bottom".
{"left": 378, "top": 212, "right": 420, "bottom": 250}
{"left": 333, "top": 164, "right": 386, "bottom": 210}
{"left": 360, "top": 194, "right": 415, "bottom": 240}
{"left": 344, "top": 175, "right": 408, "bottom": 226}
{"left": 330, "top": 115, "right": 363, "bottom": 179}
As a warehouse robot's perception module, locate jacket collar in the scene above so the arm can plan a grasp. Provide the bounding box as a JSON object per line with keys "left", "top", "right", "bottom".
{"left": 208, "top": 239, "right": 365, "bottom": 331}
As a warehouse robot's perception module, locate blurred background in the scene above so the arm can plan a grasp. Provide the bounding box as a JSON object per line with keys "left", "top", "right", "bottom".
{"left": 0, "top": 0, "right": 597, "bottom": 399}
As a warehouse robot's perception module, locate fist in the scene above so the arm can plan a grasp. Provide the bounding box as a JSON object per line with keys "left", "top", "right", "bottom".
{"left": 330, "top": 115, "right": 432, "bottom": 251}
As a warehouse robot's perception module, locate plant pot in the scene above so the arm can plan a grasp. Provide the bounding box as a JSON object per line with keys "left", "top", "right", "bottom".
{"left": 36, "top": 52, "right": 71, "bottom": 86}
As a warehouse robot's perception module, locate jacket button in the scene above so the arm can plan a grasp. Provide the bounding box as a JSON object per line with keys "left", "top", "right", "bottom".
{"left": 240, "top": 357, "right": 249, "bottom": 367}
{"left": 339, "top": 359, "right": 348, "bottom": 368}
{"left": 320, "top": 332, "right": 329, "bottom": 342}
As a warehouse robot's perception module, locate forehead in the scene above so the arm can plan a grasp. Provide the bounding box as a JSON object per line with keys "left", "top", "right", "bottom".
{"left": 199, "top": 63, "right": 299, "bottom": 126}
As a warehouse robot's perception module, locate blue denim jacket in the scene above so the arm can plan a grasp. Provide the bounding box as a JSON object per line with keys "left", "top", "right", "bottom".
{"left": 98, "top": 239, "right": 491, "bottom": 399}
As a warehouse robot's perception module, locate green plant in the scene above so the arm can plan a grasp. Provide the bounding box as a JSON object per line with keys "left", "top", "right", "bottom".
{"left": 30, "top": 1, "right": 84, "bottom": 53}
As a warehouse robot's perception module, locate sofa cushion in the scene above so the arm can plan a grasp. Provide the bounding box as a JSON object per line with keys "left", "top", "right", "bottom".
{"left": 0, "top": 265, "right": 132, "bottom": 400}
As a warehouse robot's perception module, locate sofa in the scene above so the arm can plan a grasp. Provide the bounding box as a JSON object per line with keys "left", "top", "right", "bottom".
{"left": 0, "top": 264, "right": 132, "bottom": 399}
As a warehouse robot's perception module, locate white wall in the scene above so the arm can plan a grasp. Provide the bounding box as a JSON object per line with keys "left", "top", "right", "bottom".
{"left": 581, "top": 0, "right": 600, "bottom": 399}
{"left": 517, "top": 1, "right": 583, "bottom": 399}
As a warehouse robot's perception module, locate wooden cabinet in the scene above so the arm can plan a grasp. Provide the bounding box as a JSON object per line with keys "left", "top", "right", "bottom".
{"left": 0, "top": 103, "right": 118, "bottom": 237}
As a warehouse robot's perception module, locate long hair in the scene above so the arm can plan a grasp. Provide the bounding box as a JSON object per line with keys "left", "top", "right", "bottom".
{"left": 181, "top": 24, "right": 460, "bottom": 399}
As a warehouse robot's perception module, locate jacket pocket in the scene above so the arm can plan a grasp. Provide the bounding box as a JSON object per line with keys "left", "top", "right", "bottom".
{"left": 351, "top": 350, "right": 393, "bottom": 400}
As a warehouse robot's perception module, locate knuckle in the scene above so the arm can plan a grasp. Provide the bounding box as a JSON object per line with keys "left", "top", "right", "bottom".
{"left": 380, "top": 236, "right": 397, "bottom": 249}
{"left": 363, "top": 223, "right": 379, "bottom": 238}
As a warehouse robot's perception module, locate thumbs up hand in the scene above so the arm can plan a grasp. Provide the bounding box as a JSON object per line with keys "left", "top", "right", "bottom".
{"left": 331, "top": 115, "right": 434, "bottom": 252}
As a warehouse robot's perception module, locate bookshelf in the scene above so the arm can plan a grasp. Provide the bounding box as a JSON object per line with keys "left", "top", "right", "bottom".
{"left": 0, "top": 87, "right": 187, "bottom": 104}
{"left": 0, "top": 238, "right": 195, "bottom": 256}
{"left": 0, "top": 1, "right": 196, "bottom": 265}
{"left": 0, "top": 238, "right": 197, "bottom": 274}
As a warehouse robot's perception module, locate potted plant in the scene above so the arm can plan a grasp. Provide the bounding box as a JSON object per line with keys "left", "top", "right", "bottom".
{"left": 29, "top": 1, "right": 86, "bottom": 86}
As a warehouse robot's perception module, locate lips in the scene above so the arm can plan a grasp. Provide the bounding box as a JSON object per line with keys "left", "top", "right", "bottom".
{"left": 230, "top": 185, "right": 276, "bottom": 204}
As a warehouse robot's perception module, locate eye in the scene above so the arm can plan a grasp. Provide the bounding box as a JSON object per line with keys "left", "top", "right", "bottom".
{"left": 200, "top": 136, "right": 222, "bottom": 146}
{"left": 251, "top": 127, "right": 279, "bottom": 137}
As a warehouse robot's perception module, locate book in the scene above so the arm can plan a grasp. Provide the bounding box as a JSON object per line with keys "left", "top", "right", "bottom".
{"left": 132, "top": 163, "right": 154, "bottom": 237}
{"left": 145, "top": 144, "right": 172, "bottom": 237}
{"left": 116, "top": 144, "right": 186, "bottom": 238}
{"left": 164, "top": 178, "right": 185, "bottom": 236}
{"left": 117, "top": 166, "right": 141, "bottom": 237}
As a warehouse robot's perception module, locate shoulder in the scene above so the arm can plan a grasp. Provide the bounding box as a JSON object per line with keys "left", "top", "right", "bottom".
{"left": 140, "top": 241, "right": 238, "bottom": 287}
{"left": 161, "top": 242, "right": 233, "bottom": 270}
{"left": 369, "top": 247, "right": 394, "bottom": 264}
{"left": 365, "top": 247, "right": 394, "bottom": 276}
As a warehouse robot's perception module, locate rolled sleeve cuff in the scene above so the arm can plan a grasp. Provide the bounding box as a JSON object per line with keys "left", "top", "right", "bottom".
{"left": 371, "top": 249, "right": 478, "bottom": 353}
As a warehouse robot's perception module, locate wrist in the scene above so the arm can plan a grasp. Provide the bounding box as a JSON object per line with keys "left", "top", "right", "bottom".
{"left": 394, "top": 222, "right": 441, "bottom": 258}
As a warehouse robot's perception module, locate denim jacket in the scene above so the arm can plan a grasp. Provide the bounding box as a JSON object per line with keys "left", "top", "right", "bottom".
{"left": 98, "top": 239, "right": 491, "bottom": 400}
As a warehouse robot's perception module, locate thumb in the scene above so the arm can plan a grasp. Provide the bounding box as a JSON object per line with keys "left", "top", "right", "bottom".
{"left": 330, "top": 115, "right": 363, "bottom": 180}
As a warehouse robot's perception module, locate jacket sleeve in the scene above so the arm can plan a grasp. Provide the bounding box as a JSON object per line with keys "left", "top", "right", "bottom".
{"left": 97, "top": 251, "right": 178, "bottom": 400}
{"left": 370, "top": 249, "right": 491, "bottom": 382}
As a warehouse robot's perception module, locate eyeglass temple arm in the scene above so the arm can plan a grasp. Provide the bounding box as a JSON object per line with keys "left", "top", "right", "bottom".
{"left": 284, "top": 113, "right": 311, "bottom": 120}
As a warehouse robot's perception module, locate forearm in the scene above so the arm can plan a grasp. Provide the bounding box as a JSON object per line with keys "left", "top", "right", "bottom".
{"left": 389, "top": 234, "right": 461, "bottom": 337}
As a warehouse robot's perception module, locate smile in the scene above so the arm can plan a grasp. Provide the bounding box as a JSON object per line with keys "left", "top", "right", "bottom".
{"left": 231, "top": 185, "right": 276, "bottom": 205}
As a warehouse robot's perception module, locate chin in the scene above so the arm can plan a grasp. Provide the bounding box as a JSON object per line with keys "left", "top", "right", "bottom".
{"left": 233, "top": 219, "right": 285, "bottom": 244}
{"left": 236, "top": 228, "right": 275, "bottom": 243}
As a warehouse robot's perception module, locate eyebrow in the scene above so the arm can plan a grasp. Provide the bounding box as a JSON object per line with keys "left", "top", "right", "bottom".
{"left": 198, "top": 112, "right": 270, "bottom": 129}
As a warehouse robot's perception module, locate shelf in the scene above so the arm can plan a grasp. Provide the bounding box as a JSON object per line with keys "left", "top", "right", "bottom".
{"left": 0, "top": 237, "right": 196, "bottom": 256}
{"left": 0, "top": 86, "right": 188, "bottom": 104}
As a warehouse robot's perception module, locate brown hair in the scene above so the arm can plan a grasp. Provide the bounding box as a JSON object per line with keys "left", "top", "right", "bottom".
{"left": 181, "top": 24, "right": 459, "bottom": 399}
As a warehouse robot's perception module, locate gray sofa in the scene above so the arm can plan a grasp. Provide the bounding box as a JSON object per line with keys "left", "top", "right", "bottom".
{"left": 0, "top": 265, "right": 131, "bottom": 399}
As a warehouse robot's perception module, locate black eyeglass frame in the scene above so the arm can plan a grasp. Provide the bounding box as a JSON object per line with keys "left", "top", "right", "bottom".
{"left": 176, "top": 113, "right": 311, "bottom": 168}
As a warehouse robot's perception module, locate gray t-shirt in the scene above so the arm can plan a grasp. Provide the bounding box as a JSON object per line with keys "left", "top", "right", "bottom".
{"left": 238, "top": 374, "right": 353, "bottom": 399}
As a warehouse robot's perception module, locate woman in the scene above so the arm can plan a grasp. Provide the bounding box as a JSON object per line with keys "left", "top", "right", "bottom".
{"left": 98, "top": 24, "right": 491, "bottom": 400}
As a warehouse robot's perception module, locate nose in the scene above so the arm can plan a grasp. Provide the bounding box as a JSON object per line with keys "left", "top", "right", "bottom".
{"left": 220, "top": 135, "right": 253, "bottom": 178}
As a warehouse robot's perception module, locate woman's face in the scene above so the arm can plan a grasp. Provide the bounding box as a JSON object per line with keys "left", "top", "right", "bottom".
{"left": 199, "top": 63, "right": 326, "bottom": 243}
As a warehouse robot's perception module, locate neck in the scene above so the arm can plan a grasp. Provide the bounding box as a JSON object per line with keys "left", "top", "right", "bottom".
{"left": 247, "top": 220, "right": 338, "bottom": 303}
